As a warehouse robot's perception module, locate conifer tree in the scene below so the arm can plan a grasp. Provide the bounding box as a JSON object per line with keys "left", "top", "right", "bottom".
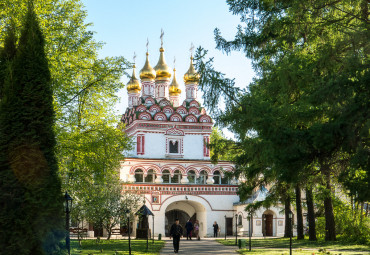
{"left": 0, "top": 3, "right": 64, "bottom": 254}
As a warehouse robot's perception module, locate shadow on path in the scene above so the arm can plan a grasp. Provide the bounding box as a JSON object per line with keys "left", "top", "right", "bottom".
{"left": 160, "top": 238, "right": 238, "bottom": 255}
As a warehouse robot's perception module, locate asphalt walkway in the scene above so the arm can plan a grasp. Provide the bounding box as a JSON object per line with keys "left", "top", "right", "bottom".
{"left": 159, "top": 238, "right": 238, "bottom": 255}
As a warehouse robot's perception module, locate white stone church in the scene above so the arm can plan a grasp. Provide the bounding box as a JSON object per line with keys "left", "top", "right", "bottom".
{"left": 118, "top": 44, "right": 287, "bottom": 238}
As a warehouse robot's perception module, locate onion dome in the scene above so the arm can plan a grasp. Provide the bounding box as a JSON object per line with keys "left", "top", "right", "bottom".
{"left": 184, "top": 56, "right": 200, "bottom": 84}
{"left": 126, "top": 65, "right": 141, "bottom": 92}
{"left": 169, "top": 68, "right": 181, "bottom": 96}
{"left": 140, "top": 52, "right": 156, "bottom": 80}
{"left": 154, "top": 47, "right": 171, "bottom": 79}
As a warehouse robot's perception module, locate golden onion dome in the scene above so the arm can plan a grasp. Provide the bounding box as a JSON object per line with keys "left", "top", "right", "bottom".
{"left": 126, "top": 65, "right": 141, "bottom": 93}
{"left": 169, "top": 68, "right": 181, "bottom": 96}
{"left": 139, "top": 52, "right": 156, "bottom": 80}
{"left": 184, "top": 56, "right": 200, "bottom": 84}
{"left": 154, "top": 47, "right": 171, "bottom": 79}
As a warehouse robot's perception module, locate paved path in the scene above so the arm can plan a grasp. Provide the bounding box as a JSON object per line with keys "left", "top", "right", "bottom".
{"left": 160, "top": 238, "right": 238, "bottom": 255}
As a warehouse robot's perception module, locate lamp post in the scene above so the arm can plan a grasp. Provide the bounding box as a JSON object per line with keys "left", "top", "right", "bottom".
{"left": 126, "top": 210, "right": 132, "bottom": 255}
{"left": 64, "top": 192, "right": 72, "bottom": 255}
{"left": 152, "top": 214, "right": 155, "bottom": 244}
{"left": 235, "top": 214, "right": 238, "bottom": 246}
{"left": 247, "top": 212, "right": 252, "bottom": 251}
{"left": 146, "top": 214, "right": 149, "bottom": 250}
{"left": 224, "top": 215, "right": 227, "bottom": 240}
{"left": 289, "top": 210, "right": 293, "bottom": 255}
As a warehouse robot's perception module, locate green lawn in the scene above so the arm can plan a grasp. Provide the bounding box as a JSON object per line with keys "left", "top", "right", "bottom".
{"left": 71, "top": 239, "right": 165, "bottom": 255}
{"left": 217, "top": 238, "right": 370, "bottom": 255}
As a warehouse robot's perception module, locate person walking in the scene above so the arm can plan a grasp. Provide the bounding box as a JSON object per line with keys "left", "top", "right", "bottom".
{"left": 213, "top": 221, "right": 219, "bottom": 237}
{"left": 185, "top": 219, "right": 193, "bottom": 240}
{"left": 170, "top": 218, "right": 183, "bottom": 253}
{"left": 193, "top": 220, "right": 200, "bottom": 240}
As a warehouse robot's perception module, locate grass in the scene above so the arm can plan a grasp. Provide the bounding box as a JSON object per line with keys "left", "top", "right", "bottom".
{"left": 70, "top": 239, "right": 165, "bottom": 255}
{"left": 217, "top": 238, "right": 370, "bottom": 255}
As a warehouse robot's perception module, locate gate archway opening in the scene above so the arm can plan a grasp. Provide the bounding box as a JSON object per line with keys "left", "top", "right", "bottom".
{"left": 164, "top": 198, "right": 208, "bottom": 237}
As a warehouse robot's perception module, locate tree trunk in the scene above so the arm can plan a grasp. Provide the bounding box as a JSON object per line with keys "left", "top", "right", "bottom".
{"left": 305, "top": 186, "right": 317, "bottom": 241}
{"left": 295, "top": 184, "right": 304, "bottom": 240}
{"left": 284, "top": 196, "right": 291, "bottom": 238}
{"left": 107, "top": 227, "right": 112, "bottom": 240}
{"left": 322, "top": 165, "right": 336, "bottom": 241}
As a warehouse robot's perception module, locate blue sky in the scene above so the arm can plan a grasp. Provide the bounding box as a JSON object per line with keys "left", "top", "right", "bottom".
{"left": 82, "top": 0, "right": 254, "bottom": 124}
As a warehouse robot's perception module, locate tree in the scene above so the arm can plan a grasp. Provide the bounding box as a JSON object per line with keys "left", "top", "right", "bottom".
{"left": 0, "top": 3, "right": 64, "bottom": 254}
{"left": 0, "top": 0, "right": 132, "bottom": 211}
{"left": 195, "top": 0, "right": 369, "bottom": 241}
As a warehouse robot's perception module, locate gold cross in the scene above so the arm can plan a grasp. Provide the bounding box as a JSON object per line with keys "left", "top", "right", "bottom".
{"left": 160, "top": 29, "right": 164, "bottom": 47}
{"left": 146, "top": 38, "right": 149, "bottom": 53}
{"left": 190, "top": 42, "right": 194, "bottom": 57}
{"left": 173, "top": 57, "right": 176, "bottom": 68}
{"left": 133, "top": 52, "right": 136, "bottom": 64}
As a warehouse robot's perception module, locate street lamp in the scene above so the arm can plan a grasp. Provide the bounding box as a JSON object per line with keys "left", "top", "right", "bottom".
{"left": 126, "top": 209, "right": 132, "bottom": 255}
{"left": 235, "top": 214, "right": 238, "bottom": 246}
{"left": 289, "top": 210, "right": 293, "bottom": 255}
{"left": 247, "top": 212, "right": 252, "bottom": 251}
{"left": 152, "top": 214, "right": 155, "bottom": 244}
{"left": 64, "top": 192, "right": 73, "bottom": 255}
{"left": 224, "top": 215, "right": 227, "bottom": 240}
{"left": 146, "top": 214, "right": 149, "bottom": 250}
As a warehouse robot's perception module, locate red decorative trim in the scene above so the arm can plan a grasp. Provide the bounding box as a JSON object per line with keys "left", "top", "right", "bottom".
{"left": 185, "top": 114, "right": 198, "bottom": 123}
{"left": 176, "top": 106, "right": 188, "bottom": 114}
{"left": 135, "top": 104, "right": 147, "bottom": 112}
{"left": 149, "top": 104, "right": 161, "bottom": 113}
{"left": 136, "top": 135, "right": 145, "bottom": 155}
{"left": 163, "top": 105, "right": 174, "bottom": 114}
{"left": 169, "top": 113, "right": 182, "bottom": 122}
{"left": 189, "top": 100, "right": 200, "bottom": 107}
{"left": 129, "top": 164, "right": 162, "bottom": 175}
{"left": 138, "top": 112, "right": 152, "bottom": 120}
{"left": 159, "top": 98, "right": 171, "bottom": 107}
{"left": 160, "top": 164, "right": 187, "bottom": 175}
{"left": 203, "top": 136, "right": 210, "bottom": 157}
{"left": 199, "top": 115, "right": 212, "bottom": 123}
{"left": 153, "top": 112, "right": 167, "bottom": 121}
{"left": 165, "top": 128, "right": 184, "bottom": 136}
{"left": 145, "top": 96, "right": 156, "bottom": 105}
{"left": 188, "top": 106, "right": 200, "bottom": 115}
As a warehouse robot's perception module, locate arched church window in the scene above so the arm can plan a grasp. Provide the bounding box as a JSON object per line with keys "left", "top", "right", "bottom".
{"left": 187, "top": 170, "right": 196, "bottom": 184}
{"left": 238, "top": 215, "right": 242, "bottom": 225}
{"left": 135, "top": 169, "right": 144, "bottom": 183}
{"left": 145, "top": 169, "right": 156, "bottom": 183}
{"left": 172, "top": 170, "right": 182, "bottom": 184}
{"left": 197, "top": 170, "right": 208, "bottom": 184}
{"left": 162, "top": 170, "right": 171, "bottom": 184}
{"left": 221, "top": 173, "right": 230, "bottom": 184}
{"left": 169, "top": 140, "right": 179, "bottom": 153}
{"left": 213, "top": 170, "right": 221, "bottom": 184}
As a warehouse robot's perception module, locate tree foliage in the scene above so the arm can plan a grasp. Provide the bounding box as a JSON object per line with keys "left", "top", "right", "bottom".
{"left": 0, "top": 3, "right": 64, "bottom": 254}
{"left": 195, "top": 0, "right": 369, "bottom": 241}
{"left": 0, "top": 0, "right": 132, "bottom": 216}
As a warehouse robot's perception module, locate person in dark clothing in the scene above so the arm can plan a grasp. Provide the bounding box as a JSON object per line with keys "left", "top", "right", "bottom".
{"left": 213, "top": 221, "right": 219, "bottom": 237}
{"left": 170, "top": 218, "right": 183, "bottom": 253}
{"left": 185, "top": 219, "right": 193, "bottom": 240}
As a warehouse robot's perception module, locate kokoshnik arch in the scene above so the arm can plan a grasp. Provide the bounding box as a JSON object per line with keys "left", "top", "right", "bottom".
{"left": 117, "top": 42, "right": 289, "bottom": 238}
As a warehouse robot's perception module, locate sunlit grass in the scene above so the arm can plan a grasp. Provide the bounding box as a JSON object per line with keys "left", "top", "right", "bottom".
{"left": 217, "top": 237, "right": 370, "bottom": 255}
{"left": 71, "top": 239, "right": 165, "bottom": 255}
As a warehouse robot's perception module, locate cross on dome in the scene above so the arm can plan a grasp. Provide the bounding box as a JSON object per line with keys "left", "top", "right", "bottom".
{"left": 160, "top": 29, "right": 164, "bottom": 47}
{"left": 146, "top": 38, "right": 149, "bottom": 53}
{"left": 190, "top": 42, "right": 194, "bottom": 57}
